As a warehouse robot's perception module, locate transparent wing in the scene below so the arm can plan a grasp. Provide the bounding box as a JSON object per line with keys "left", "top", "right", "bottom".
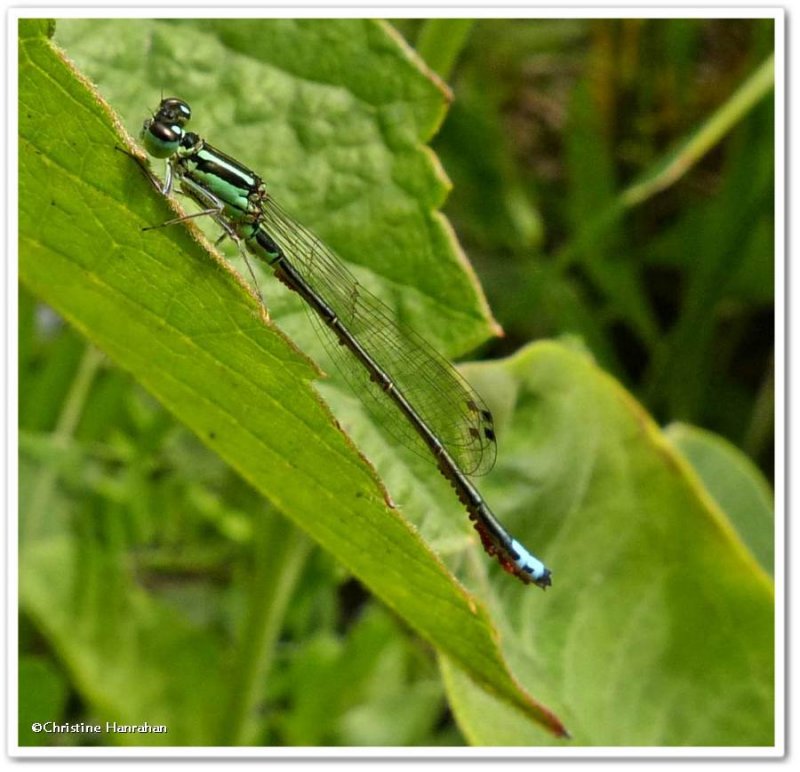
{"left": 260, "top": 197, "right": 497, "bottom": 477}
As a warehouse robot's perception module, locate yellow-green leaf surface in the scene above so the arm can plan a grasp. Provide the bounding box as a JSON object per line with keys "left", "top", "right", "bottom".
{"left": 443, "top": 343, "right": 773, "bottom": 745}
{"left": 665, "top": 422, "right": 774, "bottom": 575}
{"left": 19, "top": 18, "right": 565, "bottom": 739}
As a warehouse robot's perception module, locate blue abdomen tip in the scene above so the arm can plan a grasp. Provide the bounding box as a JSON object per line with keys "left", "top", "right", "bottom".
{"left": 511, "top": 539, "right": 550, "bottom": 583}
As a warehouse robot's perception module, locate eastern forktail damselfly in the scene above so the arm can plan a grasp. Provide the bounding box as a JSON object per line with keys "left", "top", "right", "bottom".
{"left": 128, "top": 97, "right": 551, "bottom": 588}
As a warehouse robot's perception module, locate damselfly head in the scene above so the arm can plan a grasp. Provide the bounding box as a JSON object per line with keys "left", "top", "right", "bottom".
{"left": 141, "top": 98, "right": 192, "bottom": 159}
{"left": 156, "top": 98, "right": 192, "bottom": 127}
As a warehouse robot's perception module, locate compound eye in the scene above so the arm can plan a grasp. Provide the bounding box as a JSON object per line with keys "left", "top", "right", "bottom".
{"left": 160, "top": 97, "right": 192, "bottom": 125}
{"left": 142, "top": 120, "right": 183, "bottom": 159}
{"left": 152, "top": 122, "right": 181, "bottom": 144}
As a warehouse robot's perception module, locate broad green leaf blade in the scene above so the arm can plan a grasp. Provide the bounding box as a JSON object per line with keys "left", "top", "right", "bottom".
{"left": 444, "top": 342, "right": 773, "bottom": 745}
{"left": 665, "top": 422, "right": 774, "bottom": 575}
{"left": 53, "top": 17, "right": 502, "bottom": 356}
{"left": 19, "top": 19, "right": 565, "bottom": 738}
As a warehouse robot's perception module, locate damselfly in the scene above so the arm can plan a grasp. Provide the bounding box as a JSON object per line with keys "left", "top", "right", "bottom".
{"left": 128, "top": 97, "right": 551, "bottom": 588}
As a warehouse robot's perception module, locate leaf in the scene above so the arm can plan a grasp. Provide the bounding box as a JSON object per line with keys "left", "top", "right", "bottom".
{"left": 445, "top": 343, "right": 773, "bottom": 745}
{"left": 19, "top": 18, "right": 565, "bottom": 739}
{"left": 664, "top": 422, "right": 774, "bottom": 575}
{"left": 53, "top": 17, "right": 500, "bottom": 353}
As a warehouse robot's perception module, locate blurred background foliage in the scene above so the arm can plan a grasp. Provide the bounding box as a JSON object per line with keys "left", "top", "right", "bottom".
{"left": 407, "top": 18, "right": 774, "bottom": 478}
{"left": 20, "top": 17, "right": 774, "bottom": 746}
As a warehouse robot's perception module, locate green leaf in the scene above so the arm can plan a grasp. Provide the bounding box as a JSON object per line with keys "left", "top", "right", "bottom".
{"left": 445, "top": 343, "right": 773, "bottom": 745}
{"left": 53, "top": 17, "right": 501, "bottom": 353}
{"left": 665, "top": 422, "right": 774, "bottom": 575}
{"left": 19, "top": 18, "right": 564, "bottom": 739}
